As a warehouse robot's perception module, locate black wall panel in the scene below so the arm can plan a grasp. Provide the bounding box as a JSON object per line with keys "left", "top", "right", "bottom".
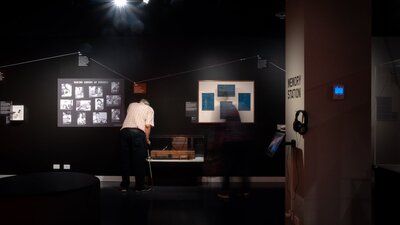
{"left": 0, "top": 36, "right": 285, "bottom": 176}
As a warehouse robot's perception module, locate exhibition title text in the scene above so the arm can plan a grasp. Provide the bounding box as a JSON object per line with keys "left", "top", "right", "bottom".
{"left": 74, "top": 80, "right": 109, "bottom": 84}
{"left": 287, "top": 75, "right": 301, "bottom": 99}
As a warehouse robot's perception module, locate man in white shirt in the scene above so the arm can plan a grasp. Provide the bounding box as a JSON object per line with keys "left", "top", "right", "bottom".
{"left": 120, "top": 99, "right": 154, "bottom": 192}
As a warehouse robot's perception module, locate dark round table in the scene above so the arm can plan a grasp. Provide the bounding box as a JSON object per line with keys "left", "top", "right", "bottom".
{"left": 0, "top": 172, "right": 100, "bottom": 225}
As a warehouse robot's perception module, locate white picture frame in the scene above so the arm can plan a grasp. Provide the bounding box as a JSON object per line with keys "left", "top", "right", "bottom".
{"left": 198, "top": 80, "right": 254, "bottom": 123}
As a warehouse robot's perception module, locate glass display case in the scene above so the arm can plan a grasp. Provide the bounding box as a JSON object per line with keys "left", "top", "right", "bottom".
{"left": 149, "top": 134, "right": 206, "bottom": 162}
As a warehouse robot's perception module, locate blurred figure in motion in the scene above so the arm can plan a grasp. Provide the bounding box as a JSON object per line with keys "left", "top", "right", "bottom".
{"left": 216, "top": 101, "right": 250, "bottom": 199}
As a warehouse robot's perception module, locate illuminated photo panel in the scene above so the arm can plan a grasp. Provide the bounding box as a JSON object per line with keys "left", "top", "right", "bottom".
{"left": 58, "top": 78, "right": 125, "bottom": 127}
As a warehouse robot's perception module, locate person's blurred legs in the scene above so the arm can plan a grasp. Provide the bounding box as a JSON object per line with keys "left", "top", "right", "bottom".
{"left": 218, "top": 142, "right": 235, "bottom": 199}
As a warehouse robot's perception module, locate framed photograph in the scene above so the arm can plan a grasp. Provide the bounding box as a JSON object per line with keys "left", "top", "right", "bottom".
{"left": 62, "top": 111, "right": 72, "bottom": 124}
{"left": 111, "top": 109, "right": 121, "bottom": 121}
{"left": 111, "top": 81, "right": 120, "bottom": 93}
{"left": 106, "top": 95, "right": 121, "bottom": 107}
{"left": 77, "top": 112, "right": 87, "bottom": 125}
{"left": 60, "top": 99, "right": 73, "bottom": 110}
{"left": 95, "top": 98, "right": 104, "bottom": 110}
{"left": 93, "top": 112, "right": 108, "bottom": 124}
{"left": 61, "top": 83, "right": 72, "bottom": 97}
{"left": 75, "top": 86, "right": 84, "bottom": 99}
{"left": 89, "top": 86, "right": 103, "bottom": 97}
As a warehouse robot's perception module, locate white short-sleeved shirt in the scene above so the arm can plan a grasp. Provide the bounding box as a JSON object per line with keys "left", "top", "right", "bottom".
{"left": 121, "top": 102, "right": 154, "bottom": 132}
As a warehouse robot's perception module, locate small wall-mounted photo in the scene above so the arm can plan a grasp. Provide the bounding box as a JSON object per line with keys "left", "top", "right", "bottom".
{"left": 10, "top": 105, "right": 24, "bottom": 121}
{"left": 62, "top": 111, "right": 72, "bottom": 124}
{"left": 111, "top": 81, "right": 120, "bottom": 93}
{"left": 95, "top": 98, "right": 104, "bottom": 110}
{"left": 77, "top": 112, "right": 87, "bottom": 125}
{"left": 93, "top": 112, "right": 107, "bottom": 124}
{"left": 111, "top": 109, "right": 121, "bottom": 122}
{"left": 60, "top": 99, "right": 73, "bottom": 110}
{"left": 75, "top": 86, "right": 84, "bottom": 99}
{"left": 61, "top": 83, "right": 72, "bottom": 97}
{"left": 106, "top": 95, "right": 121, "bottom": 107}
{"left": 89, "top": 86, "right": 103, "bottom": 97}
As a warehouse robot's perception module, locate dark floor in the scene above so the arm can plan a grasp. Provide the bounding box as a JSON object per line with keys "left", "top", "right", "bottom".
{"left": 100, "top": 182, "right": 285, "bottom": 225}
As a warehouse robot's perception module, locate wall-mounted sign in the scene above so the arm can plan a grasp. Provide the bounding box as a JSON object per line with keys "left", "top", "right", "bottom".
{"left": 133, "top": 83, "right": 147, "bottom": 94}
{"left": 0, "top": 101, "right": 12, "bottom": 115}
{"left": 185, "top": 101, "right": 198, "bottom": 123}
{"left": 287, "top": 75, "right": 301, "bottom": 99}
{"left": 185, "top": 102, "right": 197, "bottom": 117}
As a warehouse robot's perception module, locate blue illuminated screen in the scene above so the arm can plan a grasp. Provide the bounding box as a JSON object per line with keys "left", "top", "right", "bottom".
{"left": 334, "top": 85, "right": 344, "bottom": 95}
{"left": 266, "top": 132, "right": 285, "bottom": 157}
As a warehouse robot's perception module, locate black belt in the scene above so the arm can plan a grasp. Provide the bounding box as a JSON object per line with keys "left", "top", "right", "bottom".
{"left": 123, "top": 127, "right": 144, "bottom": 134}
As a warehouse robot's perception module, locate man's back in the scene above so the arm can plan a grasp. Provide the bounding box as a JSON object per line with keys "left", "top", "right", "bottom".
{"left": 122, "top": 101, "right": 154, "bottom": 132}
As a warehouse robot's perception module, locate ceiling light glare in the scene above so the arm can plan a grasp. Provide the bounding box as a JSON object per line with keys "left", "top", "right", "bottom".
{"left": 143, "top": 0, "right": 149, "bottom": 4}
{"left": 113, "top": 0, "right": 127, "bottom": 8}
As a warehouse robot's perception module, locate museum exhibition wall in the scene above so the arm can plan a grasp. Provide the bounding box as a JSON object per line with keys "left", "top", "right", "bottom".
{"left": 0, "top": 36, "right": 285, "bottom": 176}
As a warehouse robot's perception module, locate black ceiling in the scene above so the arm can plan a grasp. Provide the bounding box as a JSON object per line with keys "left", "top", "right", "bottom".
{"left": 0, "top": 0, "right": 285, "bottom": 38}
{"left": 0, "top": 0, "right": 399, "bottom": 38}
{"left": 372, "top": 0, "right": 400, "bottom": 36}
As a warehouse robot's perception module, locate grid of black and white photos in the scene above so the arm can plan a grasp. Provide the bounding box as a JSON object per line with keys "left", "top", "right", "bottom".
{"left": 58, "top": 79, "right": 124, "bottom": 127}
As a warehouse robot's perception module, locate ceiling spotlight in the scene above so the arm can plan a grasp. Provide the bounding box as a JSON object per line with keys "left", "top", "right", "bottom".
{"left": 143, "top": 0, "right": 149, "bottom": 4}
{"left": 113, "top": 0, "right": 127, "bottom": 8}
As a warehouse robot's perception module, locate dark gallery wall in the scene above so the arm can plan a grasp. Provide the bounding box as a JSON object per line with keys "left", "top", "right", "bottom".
{"left": 0, "top": 0, "right": 286, "bottom": 177}
{"left": 0, "top": 36, "right": 285, "bottom": 176}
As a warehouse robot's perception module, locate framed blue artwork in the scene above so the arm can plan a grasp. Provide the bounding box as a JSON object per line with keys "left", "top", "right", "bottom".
{"left": 202, "top": 93, "right": 214, "bottom": 111}
{"left": 217, "top": 84, "right": 235, "bottom": 97}
{"left": 238, "top": 93, "right": 251, "bottom": 111}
